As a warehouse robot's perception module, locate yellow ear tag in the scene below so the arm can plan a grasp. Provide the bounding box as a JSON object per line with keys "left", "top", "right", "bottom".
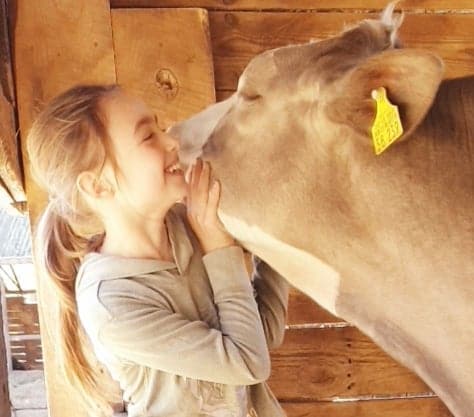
{"left": 370, "top": 87, "right": 404, "bottom": 155}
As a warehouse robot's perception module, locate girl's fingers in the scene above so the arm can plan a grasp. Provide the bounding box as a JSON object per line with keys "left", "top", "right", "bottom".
{"left": 206, "top": 180, "right": 220, "bottom": 220}
{"left": 193, "top": 161, "right": 208, "bottom": 213}
{"left": 197, "top": 161, "right": 210, "bottom": 203}
{"left": 188, "top": 159, "right": 209, "bottom": 219}
{"left": 187, "top": 164, "right": 195, "bottom": 210}
{"left": 191, "top": 159, "right": 201, "bottom": 190}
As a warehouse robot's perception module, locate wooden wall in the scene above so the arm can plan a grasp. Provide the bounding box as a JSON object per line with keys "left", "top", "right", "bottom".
{"left": 5, "top": 292, "right": 42, "bottom": 370}
{"left": 10, "top": 0, "right": 473, "bottom": 416}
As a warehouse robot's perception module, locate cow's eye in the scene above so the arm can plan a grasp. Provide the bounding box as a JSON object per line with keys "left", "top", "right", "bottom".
{"left": 240, "top": 91, "right": 262, "bottom": 102}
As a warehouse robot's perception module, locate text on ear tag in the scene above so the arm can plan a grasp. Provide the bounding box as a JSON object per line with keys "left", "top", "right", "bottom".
{"left": 370, "top": 87, "right": 404, "bottom": 155}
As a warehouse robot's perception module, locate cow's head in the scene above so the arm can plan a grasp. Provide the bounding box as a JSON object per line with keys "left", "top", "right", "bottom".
{"left": 168, "top": 3, "right": 445, "bottom": 248}
{"left": 170, "top": 3, "right": 443, "bottom": 175}
{"left": 169, "top": 8, "right": 472, "bottom": 417}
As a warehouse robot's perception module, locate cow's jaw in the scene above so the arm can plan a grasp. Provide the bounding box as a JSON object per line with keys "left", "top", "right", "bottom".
{"left": 219, "top": 211, "right": 341, "bottom": 315}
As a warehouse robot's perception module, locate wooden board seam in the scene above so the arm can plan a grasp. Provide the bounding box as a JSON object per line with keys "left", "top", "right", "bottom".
{"left": 110, "top": 4, "right": 474, "bottom": 14}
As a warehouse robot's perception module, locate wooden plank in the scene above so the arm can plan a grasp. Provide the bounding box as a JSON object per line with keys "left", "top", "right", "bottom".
{"left": 111, "top": 8, "right": 215, "bottom": 128}
{"left": 111, "top": 0, "right": 474, "bottom": 11}
{"left": 11, "top": 0, "right": 118, "bottom": 416}
{"left": 268, "top": 327, "right": 433, "bottom": 400}
{"left": 12, "top": 0, "right": 117, "bottom": 221}
{"left": 6, "top": 298, "right": 40, "bottom": 335}
{"left": 216, "top": 89, "right": 234, "bottom": 102}
{"left": 0, "top": 282, "right": 11, "bottom": 417}
{"left": 281, "top": 397, "right": 453, "bottom": 417}
{"left": 208, "top": 12, "right": 474, "bottom": 90}
{"left": 0, "top": 0, "right": 24, "bottom": 204}
{"left": 287, "top": 287, "right": 344, "bottom": 325}
{"left": 10, "top": 338, "right": 42, "bottom": 370}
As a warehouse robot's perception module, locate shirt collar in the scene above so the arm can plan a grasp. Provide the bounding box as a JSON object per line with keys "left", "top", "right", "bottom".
{"left": 76, "top": 204, "right": 194, "bottom": 293}
{"left": 166, "top": 204, "right": 194, "bottom": 275}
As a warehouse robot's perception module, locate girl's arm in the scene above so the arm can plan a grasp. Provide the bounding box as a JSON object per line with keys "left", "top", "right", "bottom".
{"left": 251, "top": 256, "right": 289, "bottom": 349}
{"left": 97, "top": 245, "right": 271, "bottom": 386}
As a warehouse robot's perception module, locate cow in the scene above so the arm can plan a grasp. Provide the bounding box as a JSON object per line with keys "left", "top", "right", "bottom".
{"left": 169, "top": 4, "right": 474, "bottom": 416}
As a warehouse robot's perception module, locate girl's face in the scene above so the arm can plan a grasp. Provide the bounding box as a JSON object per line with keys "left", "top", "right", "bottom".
{"left": 102, "top": 90, "right": 186, "bottom": 218}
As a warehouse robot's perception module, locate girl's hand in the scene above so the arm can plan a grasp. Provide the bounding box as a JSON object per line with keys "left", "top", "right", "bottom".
{"left": 186, "top": 159, "right": 235, "bottom": 254}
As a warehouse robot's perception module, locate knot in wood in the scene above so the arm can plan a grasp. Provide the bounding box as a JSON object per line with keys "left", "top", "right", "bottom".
{"left": 155, "top": 68, "right": 179, "bottom": 100}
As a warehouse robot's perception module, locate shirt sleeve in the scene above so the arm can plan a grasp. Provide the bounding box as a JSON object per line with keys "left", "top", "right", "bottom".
{"left": 251, "top": 256, "right": 289, "bottom": 349}
{"left": 97, "top": 246, "right": 271, "bottom": 386}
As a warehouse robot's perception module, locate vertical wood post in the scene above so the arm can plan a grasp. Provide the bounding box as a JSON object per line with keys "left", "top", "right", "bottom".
{"left": 11, "top": 1, "right": 117, "bottom": 415}
{"left": 0, "top": 281, "right": 11, "bottom": 417}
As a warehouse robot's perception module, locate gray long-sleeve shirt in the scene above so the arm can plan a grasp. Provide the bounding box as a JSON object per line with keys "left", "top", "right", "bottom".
{"left": 75, "top": 204, "right": 289, "bottom": 417}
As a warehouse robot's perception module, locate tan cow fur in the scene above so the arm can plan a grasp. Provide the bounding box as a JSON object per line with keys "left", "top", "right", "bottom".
{"left": 169, "top": 6, "right": 474, "bottom": 416}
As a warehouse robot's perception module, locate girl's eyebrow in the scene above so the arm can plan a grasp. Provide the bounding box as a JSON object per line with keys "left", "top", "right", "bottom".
{"left": 134, "top": 114, "right": 159, "bottom": 135}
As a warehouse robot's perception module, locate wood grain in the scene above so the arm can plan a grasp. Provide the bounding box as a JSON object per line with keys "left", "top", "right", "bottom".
{"left": 287, "top": 287, "right": 344, "bottom": 325}
{"left": 268, "top": 327, "right": 432, "bottom": 400}
{"left": 111, "top": 8, "right": 216, "bottom": 127}
{"left": 111, "top": 0, "right": 474, "bottom": 11}
{"left": 208, "top": 12, "right": 474, "bottom": 90}
{"left": 6, "top": 297, "right": 40, "bottom": 336}
{"left": 281, "top": 397, "right": 453, "bottom": 417}
{"left": 0, "top": 0, "right": 24, "bottom": 205}
{"left": 11, "top": 0, "right": 117, "bottom": 222}
{"left": 11, "top": 0, "right": 117, "bottom": 415}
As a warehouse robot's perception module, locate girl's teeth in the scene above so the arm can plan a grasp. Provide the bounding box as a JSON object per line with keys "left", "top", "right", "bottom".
{"left": 165, "top": 163, "right": 183, "bottom": 174}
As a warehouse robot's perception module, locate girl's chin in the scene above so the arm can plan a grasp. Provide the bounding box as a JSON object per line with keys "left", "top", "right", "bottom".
{"left": 170, "top": 184, "right": 187, "bottom": 204}
{"left": 174, "top": 196, "right": 186, "bottom": 204}
{"left": 165, "top": 171, "right": 186, "bottom": 185}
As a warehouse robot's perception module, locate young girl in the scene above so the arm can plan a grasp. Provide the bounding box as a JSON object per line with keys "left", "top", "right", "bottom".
{"left": 27, "top": 84, "right": 289, "bottom": 417}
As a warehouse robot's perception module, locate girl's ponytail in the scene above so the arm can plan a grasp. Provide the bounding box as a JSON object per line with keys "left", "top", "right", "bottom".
{"left": 35, "top": 201, "right": 115, "bottom": 416}
{"left": 27, "top": 84, "right": 121, "bottom": 416}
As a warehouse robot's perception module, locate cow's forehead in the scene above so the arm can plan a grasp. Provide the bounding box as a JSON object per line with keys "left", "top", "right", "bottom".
{"left": 238, "top": 17, "right": 399, "bottom": 97}
{"left": 238, "top": 41, "right": 339, "bottom": 98}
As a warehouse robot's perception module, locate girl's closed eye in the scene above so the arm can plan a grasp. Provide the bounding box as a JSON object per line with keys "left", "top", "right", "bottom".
{"left": 143, "top": 131, "right": 156, "bottom": 142}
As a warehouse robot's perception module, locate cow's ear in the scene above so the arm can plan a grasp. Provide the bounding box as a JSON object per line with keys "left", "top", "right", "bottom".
{"left": 326, "top": 49, "right": 444, "bottom": 146}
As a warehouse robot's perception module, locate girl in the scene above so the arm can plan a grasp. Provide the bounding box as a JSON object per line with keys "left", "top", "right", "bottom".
{"left": 27, "top": 84, "right": 289, "bottom": 417}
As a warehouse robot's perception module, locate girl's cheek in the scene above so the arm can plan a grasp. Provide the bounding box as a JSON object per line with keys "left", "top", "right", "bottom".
{"left": 139, "top": 148, "right": 164, "bottom": 169}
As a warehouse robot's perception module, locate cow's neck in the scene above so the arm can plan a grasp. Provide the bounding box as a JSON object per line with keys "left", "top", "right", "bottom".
{"left": 333, "top": 76, "right": 474, "bottom": 416}
{"left": 217, "top": 76, "right": 474, "bottom": 316}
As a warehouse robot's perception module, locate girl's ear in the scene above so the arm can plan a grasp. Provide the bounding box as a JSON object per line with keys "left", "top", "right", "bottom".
{"left": 76, "top": 171, "right": 114, "bottom": 201}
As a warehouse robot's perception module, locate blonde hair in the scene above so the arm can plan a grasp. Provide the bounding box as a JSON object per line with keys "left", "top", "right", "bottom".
{"left": 27, "top": 84, "right": 121, "bottom": 416}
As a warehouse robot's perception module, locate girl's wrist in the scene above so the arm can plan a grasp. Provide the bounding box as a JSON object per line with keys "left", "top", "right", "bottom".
{"left": 201, "top": 236, "right": 236, "bottom": 254}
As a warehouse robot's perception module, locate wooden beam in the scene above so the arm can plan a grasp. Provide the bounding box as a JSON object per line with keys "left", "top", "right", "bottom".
{"left": 281, "top": 397, "right": 452, "bottom": 417}
{"left": 0, "top": 0, "right": 24, "bottom": 205}
{"left": 110, "top": 8, "right": 216, "bottom": 127}
{"left": 208, "top": 12, "right": 474, "bottom": 90}
{"left": 110, "top": 0, "right": 474, "bottom": 11}
{"left": 0, "top": 281, "right": 11, "bottom": 417}
{"left": 11, "top": 0, "right": 117, "bottom": 415}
